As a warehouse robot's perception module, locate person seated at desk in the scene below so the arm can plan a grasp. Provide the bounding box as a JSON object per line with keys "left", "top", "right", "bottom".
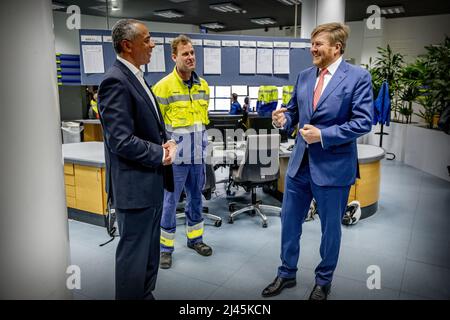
{"left": 229, "top": 93, "right": 243, "bottom": 115}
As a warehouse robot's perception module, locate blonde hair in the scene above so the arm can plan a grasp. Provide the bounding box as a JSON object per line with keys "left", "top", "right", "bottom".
{"left": 171, "top": 34, "right": 192, "bottom": 55}
{"left": 311, "top": 22, "right": 350, "bottom": 54}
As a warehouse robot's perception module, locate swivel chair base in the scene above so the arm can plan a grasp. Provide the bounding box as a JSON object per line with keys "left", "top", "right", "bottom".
{"left": 228, "top": 188, "right": 281, "bottom": 228}
{"left": 176, "top": 207, "right": 222, "bottom": 227}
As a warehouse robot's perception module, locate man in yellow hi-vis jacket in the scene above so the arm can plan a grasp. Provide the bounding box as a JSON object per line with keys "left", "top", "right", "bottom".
{"left": 153, "top": 35, "right": 212, "bottom": 269}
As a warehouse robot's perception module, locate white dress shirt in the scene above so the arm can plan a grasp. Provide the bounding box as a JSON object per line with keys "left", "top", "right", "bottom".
{"left": 116, "top": 56, "right": 160, "bottom": 122}
{"left": 116, "top": 56, "right": 169, "bottom": 162}
{"left": 314, "top": 56, "right": 343, "bottom": 95}
{"left": 274, "top": 56, "right": 343, "bottom": 148}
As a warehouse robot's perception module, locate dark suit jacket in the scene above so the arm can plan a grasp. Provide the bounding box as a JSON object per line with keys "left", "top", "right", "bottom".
{"left": 98, "top": 60, "right": 173, "bottom": 209}
{"left": 284, "top": 60, "right": 373, "bottom": 187}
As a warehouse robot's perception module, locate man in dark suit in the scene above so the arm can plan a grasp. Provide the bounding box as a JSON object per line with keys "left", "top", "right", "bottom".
{"left": 262, "top": 22, "right": 373, "bottom": 300}
{"left": 98, "top": 19, "right": 176, "bottom": 300}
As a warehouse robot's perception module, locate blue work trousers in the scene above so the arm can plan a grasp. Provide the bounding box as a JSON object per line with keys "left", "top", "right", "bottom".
{"left": 161, "top": 163, "right": 205, "bottom": 252}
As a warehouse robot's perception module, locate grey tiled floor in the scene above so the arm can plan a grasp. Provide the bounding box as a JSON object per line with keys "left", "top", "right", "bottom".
{"left": 69, "top": 160, "right": 450, "bottom": 300}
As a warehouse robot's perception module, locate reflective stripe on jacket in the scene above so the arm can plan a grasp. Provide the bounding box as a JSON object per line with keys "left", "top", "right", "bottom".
{"left": 282, "top": 85, "right": 294, "bottom": 106}
{"left": 153, "top": 67, "right": 210, "bottom": 129}
{"left": 256, "top": 85, "right": 278, "bottom": 116}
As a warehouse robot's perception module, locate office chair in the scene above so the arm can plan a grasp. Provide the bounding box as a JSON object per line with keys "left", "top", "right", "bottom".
{"left": 227, "top": 134, "right": 281, "bottom": 228}
{"left": 176, "top": 163, "right": 222, "bottom": 227}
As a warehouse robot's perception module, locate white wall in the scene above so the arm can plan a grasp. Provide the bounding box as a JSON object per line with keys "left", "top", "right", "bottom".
{"left": 385, "top": 14, "right": 450, "bottom": 63}
{"left": 53, "top": 11, "right": 200, "bottom": 54}
{"left": 345, "top": 14, "right": 450, "bottom": 66}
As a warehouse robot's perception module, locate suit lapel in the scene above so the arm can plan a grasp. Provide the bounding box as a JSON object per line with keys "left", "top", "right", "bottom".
{"left": 305, "top": 68, "right": 317, "bottom": 119}
{"left": 144, "top": 79, "right": 166, "bottom": 129}
{"left": 115, "top": 60, "right": 164, "bottom": 131}
{"left": 313, "top": 61, "right": 348, "bottom": 112}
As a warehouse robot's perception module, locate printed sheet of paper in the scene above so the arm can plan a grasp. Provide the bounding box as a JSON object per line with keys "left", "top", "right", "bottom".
{"left": 81, "top": 45, "right": 105, "bottom": 74}
{"left": 239, "top": 48, "right": 256, "bottom": 74}
{"left": 147, "top": 45, "right": 166, "bottom": 73}
{"left": 203, "top": 47, "right": 222, "bottom": 74}
{"left": 256, "top": 48, "right": 273, "bottom": 74}
{"left": 274, "top": 49, "right": 290, "bottom": 74}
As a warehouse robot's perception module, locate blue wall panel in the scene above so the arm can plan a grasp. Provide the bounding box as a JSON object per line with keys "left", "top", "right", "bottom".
{"left": 79, "top": 29, "right": 313, "bottom": 87}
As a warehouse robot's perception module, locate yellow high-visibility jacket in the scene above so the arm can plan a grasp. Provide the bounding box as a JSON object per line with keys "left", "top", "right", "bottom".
{"left": 153, "top": 67, "right": 210, "bottom": 130}
{"left": 282, "top": 85, "right": 294, "bottom": 106}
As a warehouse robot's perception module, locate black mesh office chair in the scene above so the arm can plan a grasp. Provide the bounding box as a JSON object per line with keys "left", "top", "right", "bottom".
{"left": 176, "top": 163, "right": 222, "bottom": 227}
{"left": 228, "top": 134, "right": 281, "bottom": 228}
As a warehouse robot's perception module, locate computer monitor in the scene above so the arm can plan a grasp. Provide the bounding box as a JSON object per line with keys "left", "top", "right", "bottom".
{"left": 208, "top": 114, "right": 243, "bottom": 142}
{"left": 249, "top": 116, "right": 276, "bottom": 134}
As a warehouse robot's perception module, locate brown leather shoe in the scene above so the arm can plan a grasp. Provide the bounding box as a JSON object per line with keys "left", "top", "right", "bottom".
{"left": 261, "top": 276, "right": 296, "bottom": 297}
{"left": 309, "top": 283, "right": 331, "bottom": 300}
{"left": 188, "top": 242, "right": 212, "bottom": 256}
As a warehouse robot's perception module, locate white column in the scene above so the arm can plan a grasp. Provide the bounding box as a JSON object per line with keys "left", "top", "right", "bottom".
{"left": 300, "top": 0, "right": 317, "bottom": 39}
{"left": 0, "top": 0, "right": 71, "bottom": 299}
{"left": 317, "top": 0, "right": 345, "bottom": 24}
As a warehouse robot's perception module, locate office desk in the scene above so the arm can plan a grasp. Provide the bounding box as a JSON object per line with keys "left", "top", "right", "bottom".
{"left": 62, "top": 141, "right": 384, "bottom": 224}
{"left": 277, "top": 142, "right": 385, "bottom": 219}
{"left": 72, "top": 119, "right": 103, "bottom": 142}
{"left": 62, "top": 142, "right": 107, "bottom": 225}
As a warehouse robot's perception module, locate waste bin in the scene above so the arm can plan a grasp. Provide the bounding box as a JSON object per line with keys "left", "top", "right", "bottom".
{"left": 61, "top": 121, "right": 83, "bottom": 144}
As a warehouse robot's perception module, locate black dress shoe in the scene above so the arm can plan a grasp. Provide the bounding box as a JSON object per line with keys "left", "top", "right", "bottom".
{"left": 309, "top": 283, "right": 331, "bottom": 300}
{"left": 261, "top": 276, "right": 296, "bottom": 297}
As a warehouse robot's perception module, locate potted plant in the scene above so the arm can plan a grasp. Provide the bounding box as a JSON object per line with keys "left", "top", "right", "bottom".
{"left": 368, "top": 45, "right": 405, "bottom": 122}
{"left": 414, "top": 36, "right": 450, "bottom": 129}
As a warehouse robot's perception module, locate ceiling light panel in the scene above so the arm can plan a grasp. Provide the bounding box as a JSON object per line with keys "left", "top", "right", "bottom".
{"left": 210, "top": 2, "right": 242, "bottom": 13}
{"left": 250, "top": 17, "right": 277, "bottom": 25}
{"left": 154, "top": 9, "right": 184, "bottom": 18}
{"left": 380, "top": 6, "right": 405, "bottom": 15}
{"left": 276, "top": 0, "right": 302, "bottom": 5}
{"left": 201, "top": 22, "right": 226, "bottom": 29}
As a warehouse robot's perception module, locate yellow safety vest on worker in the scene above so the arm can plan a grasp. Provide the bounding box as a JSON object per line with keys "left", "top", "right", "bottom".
{"left": 153, "top": 67, "right": 209, "bottom": 131}
{"left": 256, "top": 85, "right": 278, "bottom": 116}
{"left": 282, "top": 85, "right": 294, "bottom": 106}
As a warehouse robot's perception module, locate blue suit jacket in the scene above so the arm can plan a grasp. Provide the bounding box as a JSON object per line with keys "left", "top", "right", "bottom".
{"left": 284, "top": 60, "right": 373, "bottom": 187}
{"left": 98, "top": 60, "right": 173, "bottom": 209}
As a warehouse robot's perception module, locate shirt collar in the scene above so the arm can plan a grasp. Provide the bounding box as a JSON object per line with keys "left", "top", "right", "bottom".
{"left": 321, "top": 56, "right": 343, "bottom": 76}
{"left": 117, "top": 56, "right": 144, "bottom": 78}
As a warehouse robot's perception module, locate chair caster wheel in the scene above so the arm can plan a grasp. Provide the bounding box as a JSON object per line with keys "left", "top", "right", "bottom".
{"left": 226, "top": 190, "right": 236, "bottom": 197}
{"left": 228, "top": 203, "right": 236, "bottom": 212}
{"left": 214, "top": 220, "right": 222, "bottom": 227}
{"left": 228, "top": 217, "right": 234, "bottom": 224}
{"left": 262, "top": 222, "right": 268, "bottom": 228}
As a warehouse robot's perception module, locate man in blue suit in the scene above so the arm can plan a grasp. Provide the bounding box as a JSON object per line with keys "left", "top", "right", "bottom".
{"left": 98, "top": 19, "right": 176, "bottom": 300}
{"left": 262, "top": 22, "right": 373, "bottom": 300}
